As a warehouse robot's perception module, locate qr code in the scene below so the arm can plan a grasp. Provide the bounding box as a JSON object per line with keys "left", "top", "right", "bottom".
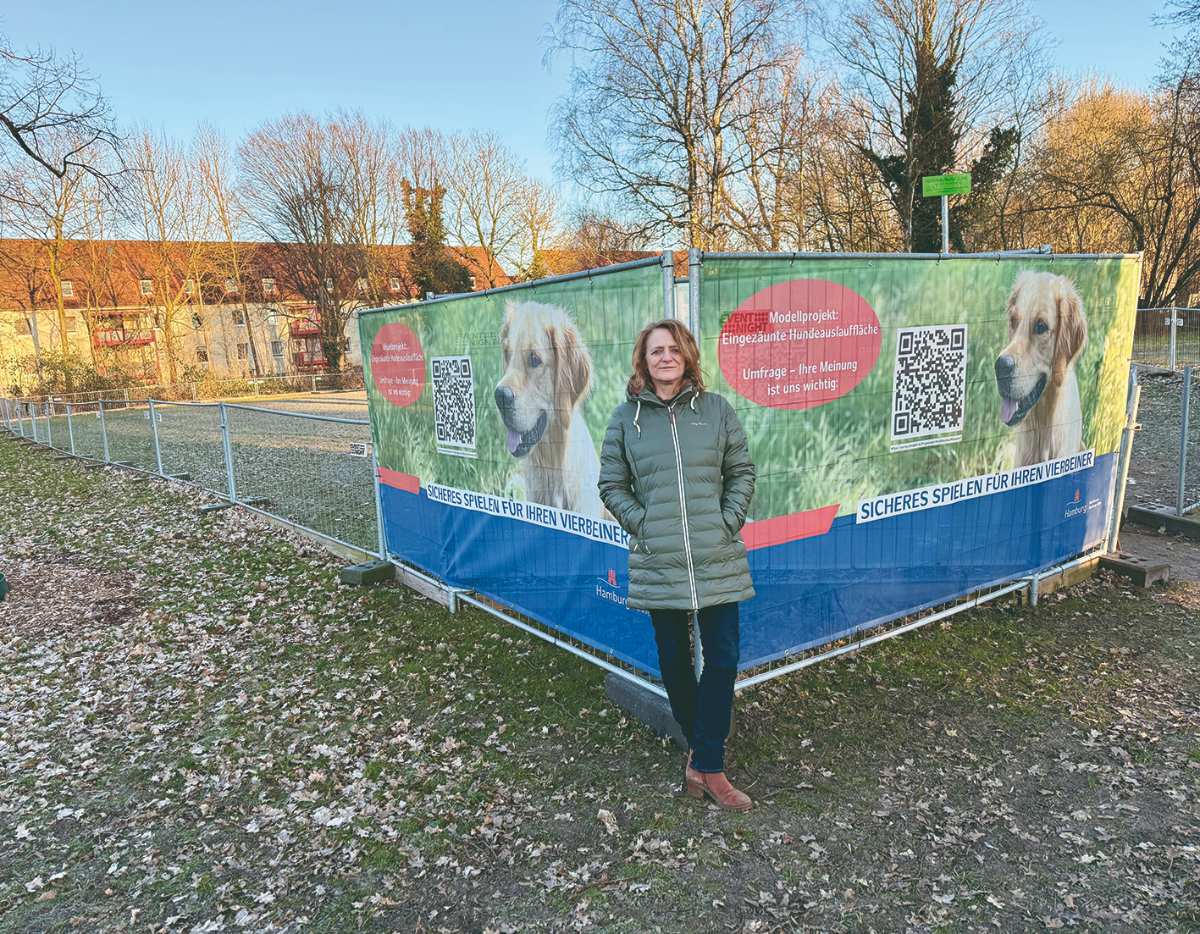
{"left": 890, "top": 325, "right": 968, "bottom": 447}
{"left": 431, "top": 355, "right": 477, "bottom": 457}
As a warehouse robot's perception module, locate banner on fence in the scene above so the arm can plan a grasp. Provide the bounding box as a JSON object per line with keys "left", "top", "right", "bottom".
{"left": 361, "top": 254, "right": 1139, "bottom": 678}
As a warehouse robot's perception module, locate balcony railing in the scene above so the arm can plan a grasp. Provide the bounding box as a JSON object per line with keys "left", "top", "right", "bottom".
{"left": 293, "top": 351, "right": 328, "bottom": 370}
{"left": 93, "top": 331, "right": 154, "bottom": 348}
{"left": 289, "top": 319, "right": 321, "bottom": 338}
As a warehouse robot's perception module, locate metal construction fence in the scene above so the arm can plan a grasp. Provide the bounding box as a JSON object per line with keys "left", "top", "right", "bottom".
{"left": 1127, "top": 365, "right": 1200, "bottom": 516}
{"left": 1132, "top": 307, "right": 1200, "bottom": 370}
{"left": 6, "top": 369, "right": 364, "bottom": 409}
{"left": 0, "top": 395, "right": 382, "bottom": 557}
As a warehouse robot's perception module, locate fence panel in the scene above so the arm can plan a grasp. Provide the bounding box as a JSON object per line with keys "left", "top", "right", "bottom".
{"left": 70, "top": 402, "right": 105, "bottom": 460}
{"left": 99, "top": 401, "right": 157, "bottom": 471}
{"left": 1133, "top": 308, "right": 1173, "bottom": 367}
{"left": 154, "top": 402, "right": 229, "bottom": 494}
{"left": 1185, "top": 368, "right": 1199, "bottom": 515}
{"left": 226, "top": 405, "right": 378, "bottom": 553}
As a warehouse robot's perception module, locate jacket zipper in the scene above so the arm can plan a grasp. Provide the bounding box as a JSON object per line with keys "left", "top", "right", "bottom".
{"left": 667, "top": 402, "right": 699, "bottom": 610}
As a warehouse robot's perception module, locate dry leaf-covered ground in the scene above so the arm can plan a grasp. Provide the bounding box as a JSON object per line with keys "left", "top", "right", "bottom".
{"left": 0, "top": 436, "right": 1198, "bottom": 933}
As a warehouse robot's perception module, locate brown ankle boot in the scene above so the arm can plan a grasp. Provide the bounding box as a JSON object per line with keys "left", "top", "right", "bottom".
{"left": 687, "top": 770, "right": 753, "bottom": 811}
{"left": 683, "top": 750, "right": 704, "bottom": 797}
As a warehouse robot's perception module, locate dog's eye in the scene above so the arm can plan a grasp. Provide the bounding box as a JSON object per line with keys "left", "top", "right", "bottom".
{"left": 527, "top": 351, "right": 542, "bottom": 368}
{"left": 1034, "top": 320, "right": 1049, "bottom": 335}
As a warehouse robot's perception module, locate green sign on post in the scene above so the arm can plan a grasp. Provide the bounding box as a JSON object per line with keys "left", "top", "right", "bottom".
{"left": 922, "top": 172, "right": 972, "bottom": 197}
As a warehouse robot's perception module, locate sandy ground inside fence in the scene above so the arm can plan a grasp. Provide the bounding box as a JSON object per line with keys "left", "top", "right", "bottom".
{"left": 0, "top": 437, "right": 1198, "bottom": 933}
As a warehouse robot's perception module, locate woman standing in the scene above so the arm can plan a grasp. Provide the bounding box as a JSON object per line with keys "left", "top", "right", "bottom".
{"left": 598, "top": 319, "right": 756, "bottom": 811}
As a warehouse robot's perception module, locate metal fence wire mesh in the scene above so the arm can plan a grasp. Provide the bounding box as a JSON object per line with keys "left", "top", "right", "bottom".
{"left": 1132, "top": 307, "right": 1200, "bottom": 369}
{"left": 69, "top": 402, "right": 106, "bottom": 460}
{"left": 99, "top": 401, "right": 158, "bottom": 472}
{"left": 1186, "top": 368, "right": 1200, "bottom": 515}
{"left": 1, "top": 394, "right": 383, "bottom": 559}
{"left": 154, "top": 402, "right": 229, "bottom": 494}
{"left": 225, "top": 405, "right": 378, "bottom": 553}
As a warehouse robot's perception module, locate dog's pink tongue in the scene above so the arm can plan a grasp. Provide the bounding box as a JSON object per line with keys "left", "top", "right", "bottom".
{"left": 507, "top": 428, "right": 522, "bottom": 454}
{"left": 1001, "top": 397, "right": 1018, "bottom": 424}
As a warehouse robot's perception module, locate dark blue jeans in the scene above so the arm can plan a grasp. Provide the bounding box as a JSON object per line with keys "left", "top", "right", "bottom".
{"left": 650, "top": 603, "right": 739, "bottom": 774}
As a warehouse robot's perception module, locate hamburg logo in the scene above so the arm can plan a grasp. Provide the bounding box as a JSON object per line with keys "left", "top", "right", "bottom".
{"left": 1074, "top": 488, "right": 1081, "bottom": 503}
{"left": 607, "top": 568, "right": 617, "bottom": 586}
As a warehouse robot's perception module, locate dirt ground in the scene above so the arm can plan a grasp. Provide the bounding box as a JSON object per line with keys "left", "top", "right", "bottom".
{"left": 1, "top": 437, "right": 1198, "bottom": 933}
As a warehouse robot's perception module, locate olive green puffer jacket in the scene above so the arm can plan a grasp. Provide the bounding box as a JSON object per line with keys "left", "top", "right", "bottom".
{"left": 598, "top": 385, "right": 756, "bottom": 611}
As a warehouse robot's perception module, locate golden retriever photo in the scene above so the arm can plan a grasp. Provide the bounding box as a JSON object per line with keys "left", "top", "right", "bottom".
{"left": 994, "top": 270, "right": 1088, "bottom": 467}
{"left": 493, "top": 300, "right": 608, "bottom": 518}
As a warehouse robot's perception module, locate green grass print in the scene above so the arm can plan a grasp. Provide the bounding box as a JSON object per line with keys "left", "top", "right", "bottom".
{"left": 359, "top": 261, "right": 666, "bottom": 496}
{"left": 700, "top": 256, "right": 1140, "bottom": 521}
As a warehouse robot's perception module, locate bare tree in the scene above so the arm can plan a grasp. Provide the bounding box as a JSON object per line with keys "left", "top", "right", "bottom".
{"left": 823, "top": 0, "right": 1050, "bottom": 249}
{"left": 511, "top": 179, "right": 560, "bottom": 280}
{"left": 551, "top": 0, "right": 797, "bottom": 248}
{"left": 0, "top": 129, "right": 94, "bottom": 358}
{"left": 0, "top": 38, "right": 122, "bottom": 193}
{"left": 239, "top": 112, "right": 409, "bottom": 370}
{"left": 1029, "top": 79, "right": 1200, "bottom": 306}
{"left": 445, "top": 130, "right": 524, "bottom": 287}
{"left": 123, "top": 129, "right": 212, "bottom": 384}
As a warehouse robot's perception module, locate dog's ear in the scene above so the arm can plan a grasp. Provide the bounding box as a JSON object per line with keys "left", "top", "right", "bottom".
{"left": 499, "top": 301, "right": 515, "bottom": 350}
{"left": 552, "top": 317, "right": 592, "bottom": 409}
{"left": 1055, "top": 283, "right": 1087, "bottom": 369}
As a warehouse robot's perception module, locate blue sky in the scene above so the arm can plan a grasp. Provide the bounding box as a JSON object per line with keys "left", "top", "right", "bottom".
{"left": 0, "top": 0, "right": 1177, "bottom": 187}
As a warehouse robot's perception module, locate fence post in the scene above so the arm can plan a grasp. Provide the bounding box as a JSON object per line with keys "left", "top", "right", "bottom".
{"left": 66, "top": 403, "right": 76, "bottom": 455}
{"left": 687, "top": 247, "right": 703, "bottom": 679}
{"left": 661, "top": 250, "right": 675, "bottom": 318}
{"left": 1107, "top": 383, "right": 1142, "bottom": 553}
{"left": 45, "top": 402, "right": 53, "bottom": 449}
{"left": 219, "top": 402, "right": 238, "bottom": 502}
{"left": 99, "top": 399, "right": 110, "bottom": 463}
{"left": 1169, "top": 308, "right": 1179, "bottom": 370}
{"left": 371, "top": 445, "right": 387, "bottom": 559}
{"left": 149, "top": 399, "right": 164, "bottom": 476}
{"left": 1179, "top": 367, "right": 1193, "bottom": 517}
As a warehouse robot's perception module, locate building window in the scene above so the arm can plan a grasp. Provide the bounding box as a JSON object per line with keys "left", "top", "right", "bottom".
{"left": 324, "top": 277, "right": 334, "bottom": 293}
{"left": 139, "top": 278, "right": 153, "bottom": 296}
{"left": 262, "top": 277, "right": 276, "bottom": 295}
{"left": 236, "top": 342, "right": 248, "bottom": 360}
{"left": 183, "top": 279, "right": 195, "bottom": 296}
{"left": 389, "top": 276, "right": 402, "bottom": 292}
{"left": 271, "top": 340, "right": 284, "bottom": 357}
{"left": 224, "top": 277, "right": 238, "bottom": 294}
{"left": 66, "top": 316, "right": 79, "bottom": 333}
{"left": 356, "top": 277, "right": 368, "bottom": 294}
{"left": 61, "top": 279, "right": 74, "bottom": 298}
{"left": 233, "top": 309, "right": 246, "bottom": 326}
{"left": 196, "top": 346, "right": 209, "bottom": 363}
{"left": 192, "top": 312, "right": 203, "bottom": 329}
{"left": 469, "top": 276, "right": 477, "bottom": 290}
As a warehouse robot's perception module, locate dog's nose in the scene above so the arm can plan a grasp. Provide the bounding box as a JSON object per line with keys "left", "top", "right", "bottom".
{"left": 995, "top": 355, "right": 1016, "bottom": 383}
{"left": 494, "top": 385, "right": 515, "bottom": 415}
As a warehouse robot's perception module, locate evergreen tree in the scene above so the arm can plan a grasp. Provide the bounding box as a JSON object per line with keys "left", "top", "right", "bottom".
{"left": 402, "top": 181, "right": 472, "bottom": 296}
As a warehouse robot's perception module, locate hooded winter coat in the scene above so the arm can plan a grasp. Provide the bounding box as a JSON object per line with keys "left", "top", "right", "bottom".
{"left": 598, "top": 384, "right": 756, "bottom": 610}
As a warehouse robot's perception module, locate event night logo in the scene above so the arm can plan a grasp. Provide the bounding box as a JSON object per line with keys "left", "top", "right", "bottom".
{"left": 717, "top": 279, "right": 883, "bottom": 409}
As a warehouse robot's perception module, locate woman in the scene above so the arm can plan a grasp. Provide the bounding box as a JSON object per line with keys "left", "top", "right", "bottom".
{"left": 598, "top": 319, "right": 756, "bottom": 811}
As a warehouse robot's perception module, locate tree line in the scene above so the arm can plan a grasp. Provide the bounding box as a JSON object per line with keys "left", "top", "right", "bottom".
{"left": 551, "top": 0, "right": 1200, "bottom": 307}
{"left": 0, "top": 0, "right": 1198, "bottom": 388}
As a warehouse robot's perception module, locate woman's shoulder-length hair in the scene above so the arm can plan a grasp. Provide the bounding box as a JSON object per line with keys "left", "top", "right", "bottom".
{"left": 626, "top": 318, "right": 706, "bottom": 398}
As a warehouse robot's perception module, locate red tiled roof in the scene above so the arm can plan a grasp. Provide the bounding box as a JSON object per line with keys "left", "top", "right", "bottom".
{"left": 0, "top": 238, "right": 508, "bottom": 311}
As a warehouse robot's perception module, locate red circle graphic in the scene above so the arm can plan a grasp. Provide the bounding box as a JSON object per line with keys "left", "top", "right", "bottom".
{"left": 717, "top": 278, "right": 882, "bottom": 409}
{"left": 370, "top": 323, "right": 426, "bottom": 407}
